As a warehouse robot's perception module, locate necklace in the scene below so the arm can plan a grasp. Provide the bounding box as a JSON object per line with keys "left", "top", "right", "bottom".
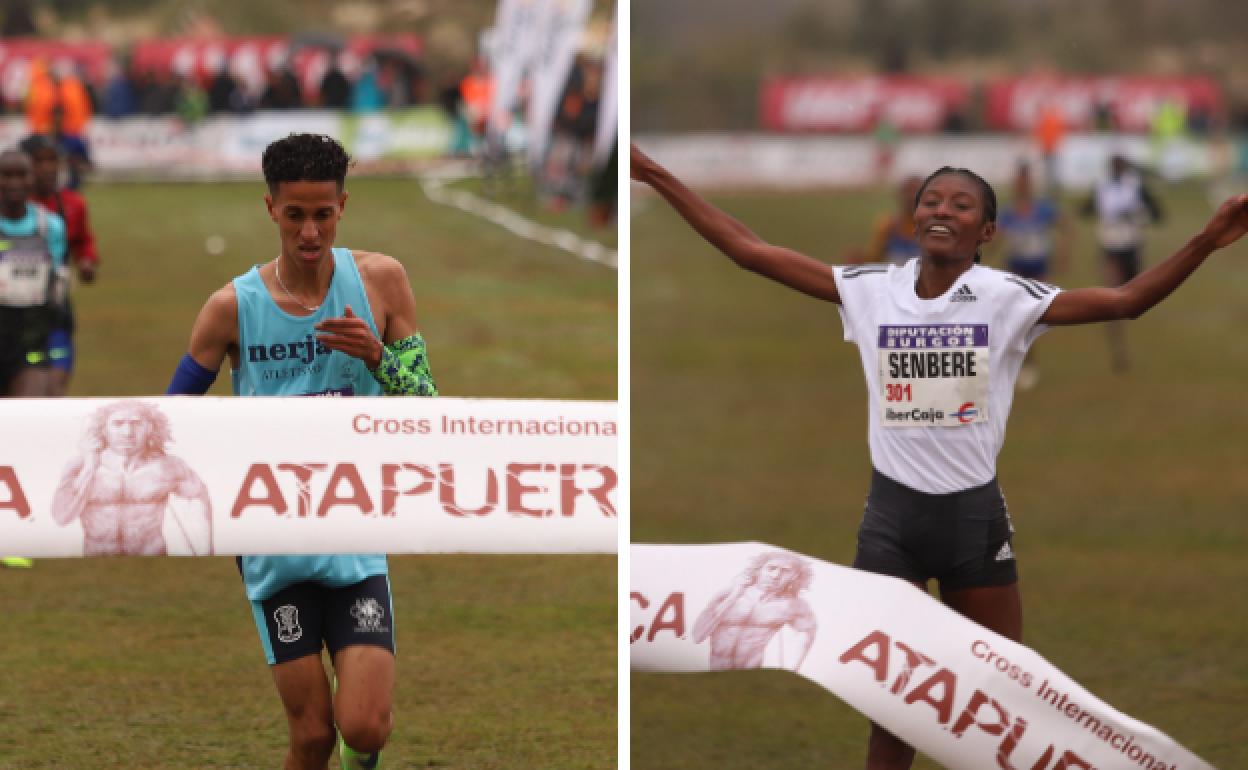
{"left": 274, "top": 258, "right": 321, "bottom": 312}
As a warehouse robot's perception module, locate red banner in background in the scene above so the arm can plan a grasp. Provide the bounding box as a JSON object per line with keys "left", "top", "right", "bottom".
{"left": 983, "top": 76, "right": 1223, "bottom": 132}
{"left": 761, "top": 75, "right": 970, "bottom": 133}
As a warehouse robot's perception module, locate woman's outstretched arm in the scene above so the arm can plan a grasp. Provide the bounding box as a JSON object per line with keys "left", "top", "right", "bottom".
{"left": 632, "top": 144, "right": 843, "bottom": 303}
{"left": 1041, "top": 194, "right": 1248, "bottom": 326}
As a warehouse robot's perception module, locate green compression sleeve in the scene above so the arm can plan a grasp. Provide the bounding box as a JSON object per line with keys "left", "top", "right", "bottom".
{"left": 369, "top": 333, "right": 438, "bottom": 396}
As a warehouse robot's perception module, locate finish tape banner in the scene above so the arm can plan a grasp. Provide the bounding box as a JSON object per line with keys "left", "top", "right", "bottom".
{"left": 0, "top": 398, "right": 617, "bottom": 557}
{"left": 631, "top": 543, "right": 1211, "bottom": 770}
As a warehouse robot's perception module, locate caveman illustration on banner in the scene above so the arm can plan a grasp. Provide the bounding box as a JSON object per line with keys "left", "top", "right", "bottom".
{"left": 51, "top": 401, "right": 213, "bottom": 555}
{"left": 693, "top": 550, "right": 817, "bottom": 671}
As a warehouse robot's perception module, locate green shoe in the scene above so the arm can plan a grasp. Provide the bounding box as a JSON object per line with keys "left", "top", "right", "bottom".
{"left": 339, "top": 740, "right": 380, "bottom": 770}
{"left": 1, "top": 557, "right": 33, "bottom": 568}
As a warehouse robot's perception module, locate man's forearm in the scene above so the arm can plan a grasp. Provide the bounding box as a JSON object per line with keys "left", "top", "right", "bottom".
{"left": 370, "top": 333, "right": 438, "bottom": 396}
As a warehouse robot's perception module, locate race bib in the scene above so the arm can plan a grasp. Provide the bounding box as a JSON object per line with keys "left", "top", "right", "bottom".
{"left": 877, "top": 324, "right": 989, "bottom": 427}
{"left": 0, "top": 259, "right": 50, "bottom": 307}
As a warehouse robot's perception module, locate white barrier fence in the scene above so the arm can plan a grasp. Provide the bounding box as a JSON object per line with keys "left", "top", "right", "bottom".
{"left": 633, "top": 133, "right": 1225, "bottom": 190}
{"left": 0, "top": 397, "right": 617, "bottom": 557}
{"left": 631, "top": 543, "right": 1211, "bottom": 770}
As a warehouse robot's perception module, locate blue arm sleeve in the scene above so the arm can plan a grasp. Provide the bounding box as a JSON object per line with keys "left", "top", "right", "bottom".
{"left": 166, "top": 353, "right": 219, "bottom": 395}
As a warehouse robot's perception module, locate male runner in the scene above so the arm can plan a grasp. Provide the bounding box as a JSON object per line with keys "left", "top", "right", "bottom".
{"left": 1081, "top": 153, "right": 1164, "bottom": 372}
{"left": 0, "top": 147, "right": 67, "bottom": 568}
{"left": 166, "top": 133, "right": 437, "bottom": 770}
{"left": 0, "top": 147, "right": 67, "bottom": 399}
{"left": 21, "top": 133, "right": 99, "bottom": 396}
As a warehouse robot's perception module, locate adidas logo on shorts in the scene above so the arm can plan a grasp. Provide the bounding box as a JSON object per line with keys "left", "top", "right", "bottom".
{"left": 995, "top": 542, "right": 1014, "bottom": 561}
{"left": 951, "top": 284, "right": 977, "bottom": 302}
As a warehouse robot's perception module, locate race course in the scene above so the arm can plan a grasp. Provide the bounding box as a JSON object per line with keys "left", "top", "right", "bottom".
{"left": 630, "top": 180, "right": 1248, "bottom": 768}
{"left": 0, "top": 176, "right": 617, "bottom": 769}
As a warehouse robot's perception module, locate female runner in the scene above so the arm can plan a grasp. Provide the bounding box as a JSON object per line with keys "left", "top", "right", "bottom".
{"left": 630, "top": 143, "right": 1248, "bottom": 769}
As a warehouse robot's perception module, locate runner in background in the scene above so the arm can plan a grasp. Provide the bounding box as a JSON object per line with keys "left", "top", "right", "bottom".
{"left": 0, "top": 147, "right": 68, "bottom": 570}
{"left": 21, "top": 134, "right": 99, "bottom": 397}
{"left": 845, "top": 176, "right": 922, "bottom": 265}
{"left": 994, "top": 162, "right": 1072, "bottom": 389}
{"left": 1081, "top": 154, "right": 1164, "bottom": 373}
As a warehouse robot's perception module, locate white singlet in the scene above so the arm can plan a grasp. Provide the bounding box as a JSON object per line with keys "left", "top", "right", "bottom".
{"left": 833, "top": 259, "right": 1060, "bottom": 494}
{"left": 1094, "top": 171, "right": 1148, "bottom": 250}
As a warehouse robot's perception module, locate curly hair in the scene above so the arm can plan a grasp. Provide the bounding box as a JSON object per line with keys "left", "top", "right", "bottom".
{"left": 85, "top": 401, "right": 172, "bottom": 456}
{"left": 261, "top": 133, "right": 351, "bottom": 193}
{"left": 743, "top": 551, "right": 813, "bottom": 598}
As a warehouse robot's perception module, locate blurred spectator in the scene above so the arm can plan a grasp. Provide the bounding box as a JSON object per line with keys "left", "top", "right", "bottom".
{"left": 25, "top": 60, "right": 58, "bottom": 134}
{"left": 540, "top": 56, "right": 602, "bottom": 210}
{"left": 101, "top": 60, "right": 137, "bottom": 118}
{"left": 319, "top": 55, "right": 351, "bottom": 109}
{"left": 260, "top": 65, "right": 303, "bottom": 109}
{"left": 872, "top": 115, "right": 900, "bottom": 182}
{"left": 1187, "top": 104, "right": 1212, "bottom": 136}
{"left": 139, "top": 70, "right": 178, "bottom": 115}
{"left": 1151, "top": 97, "right": 1187, "bottom": 180}
{"left": 25, "top": 60, "right": 94, "bottom": 189}
{"left": 1093, "top": 98, "right": 1115, "bottom": 132}
{"left": 351, "top": 59, "right": 384, "bottom": 112}
{"left": 54, "top": 61, "right": 92, "bottom": 140}
{"left": 1032, "top": 101, "right": 1066, "bottom": 193}
{"left": 175, "top": 76, "right": 208, "bottom": 124}
{"left": 457, "top": 58, "right": 493, "bottom": 155}
{"left": 941, "top": 110, "right": 968, "bottom": 133}
{"left": 207, "top": 59, "right": 244, "bottom": 113}
{"left": 441, "top": 79, "right": 470, "bottom": 156}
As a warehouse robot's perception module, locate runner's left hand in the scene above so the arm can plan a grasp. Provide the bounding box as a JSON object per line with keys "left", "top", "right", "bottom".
{"left": 1202, "top": 194, "right": 1248, "bottom": 249}
{"left": 315, "top": 305, "right": 383, "bottom": 369}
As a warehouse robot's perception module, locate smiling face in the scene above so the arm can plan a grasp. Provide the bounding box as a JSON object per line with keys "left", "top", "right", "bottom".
{"left": 914, "top": 173, "right": 995, "bottom": 263}
{"left": 264, "top": 180, "right": 347, "bottom": 266}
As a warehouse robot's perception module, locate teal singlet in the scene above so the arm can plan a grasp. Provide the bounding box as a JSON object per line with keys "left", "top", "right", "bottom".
{"left": 232, "top": 247, "right": 387, "bottom": 600}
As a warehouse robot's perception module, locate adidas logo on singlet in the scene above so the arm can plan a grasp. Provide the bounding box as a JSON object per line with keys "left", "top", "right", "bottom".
{"left": 995, "top": 542, "right": 1014, "bottom": 561}
{"left": 951, "top": 284, "right": 977, "bottom": 302}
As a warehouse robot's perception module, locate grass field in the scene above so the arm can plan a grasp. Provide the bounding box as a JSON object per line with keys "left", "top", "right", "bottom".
{"left": 0, "top": 175, "right": 617, "bottom": 769}
{"left": 630, "top": 180, "right": 1248, "bottom": 768}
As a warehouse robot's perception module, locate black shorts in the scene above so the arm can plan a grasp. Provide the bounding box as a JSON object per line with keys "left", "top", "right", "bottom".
{"left": 1104, "top": 248, "right": 1141, "bottom": 283}
{"left": 853, "top": 469, "right": 1017, "bottom": 590}
{"left": 251, "top": 575, "right": 396, "bottom": 665}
